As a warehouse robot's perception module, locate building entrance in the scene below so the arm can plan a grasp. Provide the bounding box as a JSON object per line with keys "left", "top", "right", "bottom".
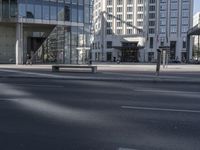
{"left": 121, "top": 49, "right": 138, "bottom": 62}
{"left": 120, "top": 42, "right": 139, "bottom": 62}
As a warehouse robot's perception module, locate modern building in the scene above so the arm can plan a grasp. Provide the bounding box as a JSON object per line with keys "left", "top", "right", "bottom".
{"left": 192, "top": 12, "right": 200, "bottom": 60}
{"left": 0, "top": 0, "right": 92, "bottom": 64}
{"left": 92, "top": 0, "right": 193, "bottom": 62}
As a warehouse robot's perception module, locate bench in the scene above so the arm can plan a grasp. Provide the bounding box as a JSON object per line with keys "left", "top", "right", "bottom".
{"left": 52, "top": 65, "right": 97, "bottom": 73}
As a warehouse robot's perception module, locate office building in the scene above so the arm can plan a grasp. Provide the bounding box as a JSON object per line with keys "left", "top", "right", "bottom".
{"left": 92, "top": 0, "right": 193, "bottom": 62}
{"left": 0, "top": 0, "right": 92, "bottom": 64}
{"left": 193, "top": 12, "right": 200, "bottom": 60}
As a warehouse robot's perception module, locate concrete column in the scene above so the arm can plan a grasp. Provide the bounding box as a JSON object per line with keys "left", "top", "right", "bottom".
{"left": 176, "top": 39, "right": 181, "bottom": 61}
{"left": 186, "top": 35, "right": 190, "bottom": 62}
{"left": 16, "top": 23, "right": 23, "bottom": 65}
{"left": 189, "top": 36, "right": 193, "bottom": 60}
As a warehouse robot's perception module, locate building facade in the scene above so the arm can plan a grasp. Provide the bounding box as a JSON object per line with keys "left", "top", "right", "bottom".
{"left": 193, "top": 12, "right": 200, "bottom": 60}
{"left": 92, "top": 0, "right": 193, "bottom": 62}
{"left": 0, "top": 0, "right": 92, "bottom": 64}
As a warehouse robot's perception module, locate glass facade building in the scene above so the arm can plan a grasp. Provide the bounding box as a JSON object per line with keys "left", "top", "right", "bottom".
{"left": 0, "top": 0, "right": 92, "bottom": 64}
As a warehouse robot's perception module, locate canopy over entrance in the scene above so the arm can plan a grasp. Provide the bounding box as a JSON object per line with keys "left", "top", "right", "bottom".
{"left": 187, "top": 24, "right": 200, "bottom": 61}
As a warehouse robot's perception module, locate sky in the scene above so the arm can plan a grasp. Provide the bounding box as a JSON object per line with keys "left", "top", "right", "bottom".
{"left": 194, "top": 0, "right": 200, "bottom": 14}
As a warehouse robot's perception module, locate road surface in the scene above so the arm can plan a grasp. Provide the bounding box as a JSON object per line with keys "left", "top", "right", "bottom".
{"left": 0, "top": 78, "right": 200, "bottom": 150}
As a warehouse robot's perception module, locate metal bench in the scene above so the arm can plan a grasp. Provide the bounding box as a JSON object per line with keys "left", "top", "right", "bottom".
{"left": 52, "top": 65, "right": 97, "bottom": 73}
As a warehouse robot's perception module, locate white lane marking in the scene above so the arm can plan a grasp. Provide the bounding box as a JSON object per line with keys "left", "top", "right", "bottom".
{"left": 121, "top": 106, "right": 200, "bottom": 114}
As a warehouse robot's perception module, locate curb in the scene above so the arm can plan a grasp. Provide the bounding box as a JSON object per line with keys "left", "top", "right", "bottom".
{"left": 0, "top": 76, "right": 200, "bottom": 84}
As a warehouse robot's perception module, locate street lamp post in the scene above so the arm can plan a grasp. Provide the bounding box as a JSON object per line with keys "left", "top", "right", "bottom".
{"left": 16, "top": 16, "right": 25, "bottom": 65}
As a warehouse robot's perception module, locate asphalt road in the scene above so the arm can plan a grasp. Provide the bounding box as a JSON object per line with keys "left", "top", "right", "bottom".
{"left": 0, "top": 78, "right": 200, "bottom": 150}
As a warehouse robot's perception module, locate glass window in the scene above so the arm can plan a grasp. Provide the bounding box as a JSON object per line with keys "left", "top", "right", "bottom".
{"left": 79, "top": 0, "right": 84, "bottom": 5}
{"left": 49, "top": 0, "right": 57, "bottom": 20}
{"left": 84, "top": 5, "right": 90, "bottom": 23}
{"left": 35, "top": 4, "right": 42, "bottom": 19}
{"left": 43, "top": 5, "right": 50, "bottom": 20}
{"left": 71, "top": 4, "right": 77, "bottom": 22}
{"left": 58, "top": 5, "right": 64, "bottom": 21}
{"left": 2, "top": 0, "right": 9, "bottom": 18}
{"left": 18, "top": 0, "right": 26, "bottom": 17}
{"left": 50, "top": 4, "right": 57, "bottom": 20}
{"left": 27, "top": 1, "right": 35, "bottom": 18}
{"left": 65, "top": 5, "right": 70, "bottom": 21}
{"left": 10, "top": 0, "right": 17, "bottom": 18}
{"left": 65, "top": 0, "right": 71, "bottom": 4}
{"left": 72, "top": 0, "right": 77, "bottom": 4}
{"left": 78, "top": 6, "right": 84, "bottom": 23}
{"left": 78, "top": 26, "right": 84, "bottom": 47}
{"left": 71, "top": 27, "right": 78, "bottom": 46}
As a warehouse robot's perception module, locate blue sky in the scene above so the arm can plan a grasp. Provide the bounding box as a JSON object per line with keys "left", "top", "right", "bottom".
{"left": 194, "top": 0, "right": 200, "bottom": 14}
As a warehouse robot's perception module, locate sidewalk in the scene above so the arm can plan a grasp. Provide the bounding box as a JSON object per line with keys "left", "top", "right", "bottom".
{"left": 0, "top": 64, "right": 200, "bottom": 83}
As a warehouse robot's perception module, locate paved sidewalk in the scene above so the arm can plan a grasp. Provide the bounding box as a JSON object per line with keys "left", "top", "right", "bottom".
{"left": 0, "top": 64, "right": 199, "bottom": 83}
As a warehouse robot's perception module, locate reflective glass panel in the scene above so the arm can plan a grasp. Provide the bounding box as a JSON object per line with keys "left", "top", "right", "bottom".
{"left": 2, "top": 0, "right": 9, "bottom": 18}
{"left": 10, "top": 0, "right": 17, "bottom": 18}
{"left": 71, "top": 4, "right": 77, "bottom": 22}
{"left": 43, "top": 5, "right": 50, "bottom": 20}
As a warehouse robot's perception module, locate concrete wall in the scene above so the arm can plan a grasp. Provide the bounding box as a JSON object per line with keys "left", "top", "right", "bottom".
{"left": 0, "top": 25, "right": 16, "bottom": 63}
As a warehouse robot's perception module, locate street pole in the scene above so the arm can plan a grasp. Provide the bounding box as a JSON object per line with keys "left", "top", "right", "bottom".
{"left": 156, "top": 49, "right": 161, "bottom": 76}
{"left": 198, "top": 35, "right": 200, "bottom": 59}
{"left": 163, "top": 50, "right": 166, "bottom": 68}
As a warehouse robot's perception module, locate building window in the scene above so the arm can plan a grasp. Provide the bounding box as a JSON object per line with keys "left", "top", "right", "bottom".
{"left": 127, "top": 7, "right": 133, "bottom": 12}
{"left": 171, "top": 18, "right": 177, "bottom": 25}
{"left": 107, "top": 7, "right": 113, "bottom": 13}
{"left": 107, "top": 0, "right": 113, "bottom": 5}
{"left": 149, "top": 6, "right": 155, "bottom": 11}
{"left": 117, "top": 7, "right": 123, "bottom": 12}
{"left": 107, "top": 29, "right": 112, "bottom": 35}
{"left": 149, "top": 28, "right": 155, "bottom": 34}
{"left": 35, "top": 3, "right": 42, "bottom": 19}
{"left": 160, "top": 26, "right": 166, "bottom": 33}
{"left": 117, "top": 29, "right": 122, "bottom": 35}
{"left": 149, "top": 37, "right": 154, "bottom": 48}
{"left": 170, "top": 26, "right": 177, "bottom": 33}
{"left": 127, "top": 0, "right": 133, "bottom": 5}
{"left": 116, "top": 21, "right": 122, "bottom": 27}
{"left": 107, "top": 41, "right": 112, "bottom": 48}
{"left": 106, "top": 52, "right": 112, "bottom": 61}
{"left": 138, "top": 0, "right": 143, "bottom": 4}
{"left": 182, "top": 26, "right": 188, "bottom": 33}
{"left": 71, "top": 4, "right": 78, "bottom": 22}
{"left": 149, "top": 13, "right": 155, "bottom": 19}
{"left": 149, "top": 21, "right": 155, "bottom": 26}
{"left": 2, "top": 0, "right": 9, "bottom": 18}
{"left": 117, "top": 0, "right": 123, "bottom": 5}
{"left": 137, "top": 21, "right": 143, "bottom": 26}
{"left": 127, "top": 14, "right": 133, "bottom": 20}
{"left": 10, "top": 0, "right": 17, "bottom": 18}
{"left": 137, "top": 6, "right": 143, "bottom": 12}
{"left": 127, "top": 29, "right": 133, "bottom": 34}
{"left": 43, "top": 4, "right": 50, "bottom": 20}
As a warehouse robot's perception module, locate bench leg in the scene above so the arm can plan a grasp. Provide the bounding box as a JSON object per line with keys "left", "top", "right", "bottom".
{"left": 92, "top": 67, "right": 97, "bottom": 73}
{"left": 52, "top": 67, "right": 59, "bottom": 72}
